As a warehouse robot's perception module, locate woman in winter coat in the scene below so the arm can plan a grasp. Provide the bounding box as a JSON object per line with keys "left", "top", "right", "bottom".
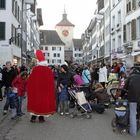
{"left": 99, "top": 63, "right": 107, "bottom": 88}
{"left": 57, "top": 65, "right": 73, "bottom": 115}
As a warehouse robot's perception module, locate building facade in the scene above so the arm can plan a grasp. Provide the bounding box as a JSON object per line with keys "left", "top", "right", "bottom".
{"left": 40, "top": 30, "right": 65, "bottom": 65}
{"left": 72, "top": 39, "right": 83, "bottom": 64}
{"left": 123, "top": 0, "right": 140, "bottom": 62}
{"left": 0, "top": 0, "right": 42, "bottom": 65}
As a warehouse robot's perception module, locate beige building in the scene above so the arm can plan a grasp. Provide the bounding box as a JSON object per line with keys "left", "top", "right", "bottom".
{"left": 55, "top": 10, "right": 75, "bottom": 62}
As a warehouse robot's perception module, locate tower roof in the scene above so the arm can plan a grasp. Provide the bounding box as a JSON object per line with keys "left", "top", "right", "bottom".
{"left": 56, "top": 10, "right": 75, "bottom": 27}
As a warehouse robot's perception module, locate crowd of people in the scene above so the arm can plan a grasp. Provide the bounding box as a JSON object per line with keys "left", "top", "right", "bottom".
{"left": 0, "top": 52, "right": 140, "bottom": 136}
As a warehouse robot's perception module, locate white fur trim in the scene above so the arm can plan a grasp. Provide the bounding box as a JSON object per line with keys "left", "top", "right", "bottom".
{"left": 37, "top": 61, "right": 48, "bottom": 66}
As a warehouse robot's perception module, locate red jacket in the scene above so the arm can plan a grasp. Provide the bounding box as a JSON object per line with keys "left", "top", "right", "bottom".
{"left": 12, "top": 75, "right": 27, "bottom": 96}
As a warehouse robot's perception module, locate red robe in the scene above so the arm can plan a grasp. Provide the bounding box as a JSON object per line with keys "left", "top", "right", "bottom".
{"left": 27, "top": 66, "right": 56, "bottom": 115}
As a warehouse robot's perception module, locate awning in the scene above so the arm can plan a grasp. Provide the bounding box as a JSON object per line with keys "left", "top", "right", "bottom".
{"left": 131, "top": 51, "right": 140, "bottom": 56}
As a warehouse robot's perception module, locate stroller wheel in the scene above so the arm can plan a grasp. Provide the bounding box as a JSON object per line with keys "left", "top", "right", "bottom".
{"left": 111, "top": 118, "right": 117, "bottom": 128}
{"left": 85, "top": 114, "right": 92, "bottom": 119}
{"left": 120, "top": 129, "right": 127, "bottom": 134}
{"left": 70, "top": 113, "right": 75, "bottom": 118}
{"left": 113, "top": 127, "right": 117, "bottom": 132}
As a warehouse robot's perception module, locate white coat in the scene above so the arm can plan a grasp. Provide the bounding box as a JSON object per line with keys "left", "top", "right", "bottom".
{"left": 99, "top": 66, "right": 108, "bottom": 83}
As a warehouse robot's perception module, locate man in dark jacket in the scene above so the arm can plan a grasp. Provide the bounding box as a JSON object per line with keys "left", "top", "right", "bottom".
{"left": 124, "top": 55, "right": 140, "bottom": 136}
{"left": 2, "top": 61, "right": 17, "bottom": 115}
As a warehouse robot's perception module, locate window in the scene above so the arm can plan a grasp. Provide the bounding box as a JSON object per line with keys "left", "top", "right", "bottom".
{"left": 75, "top": 54, "right": 77, "bottom": 57}
{"left": 112, "top": 0, "right": 115, "bottom": 7}
{"left": 118, "top": 10, "right": 121, "bottom": 24}
{"left": 18, "top": 6, "right": 20, "bottom": 21}
{"left": 0, "top": 22, "right": 5, "bottom": 40}
{"left": 57, "top": 53, "right": 60, "bottom": 57}
{"left": 40, "top": 47, "right": 43, "bottom": 50}
{"left": 112, "top": 39, "right": 115, "bottom": 51}
{"left": 52, "top": 47, "right": 56, "bottom": 50}
{"left": 52, "top": 59, "right": 56, "bottom": 64}
{"left": 126, "top": 0, "right": 132, "bottom": 13}
{"left": 112, "top": 16, "right": 115, "bottom": 28}
{"left": 45, "top": 46, "right": 48, "bottom": 50}
{"left": 15, "top": 1, "right": 17, "bottom": 18}
{"left": 137, "top": 18, "right": 140, "bottom": 38}
{"left": 118, "top": 36, "right": 121, "bottom": 48}
{"left": 132, "top": 0, "right": 136, "bottom": 10}
{"left": 47, "top": 59, "right": 50, "bottom": 64}
{"left": 53, "top": 53, "right": 56, "bottom": 57}
{"left": 12, "top": 0, "right": 15, "bottom": 13}
{"left": 57, "top": 59, "right": 61, "bottom": 63}
{"left": 123, "top": 25, "right": 127, "bottom": 42}
{"left": 58, "top": 47, "right": 61, "bottom": 51}
{"left": 131, "top": 19, "right": 136, "bottom": 40}
{"left": 0, "top": 0, "right": 6, "bottom": 9}
{"left": 127, "top": 23, "right": 131, "bottom": 41}
{"left": 47, "top": 53, "right": 50, "bottom": 57}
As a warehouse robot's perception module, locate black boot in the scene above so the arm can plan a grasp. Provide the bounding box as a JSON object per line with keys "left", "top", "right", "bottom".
{"left": 38, "top": 116, "right": 45, "bottom": 123}
{"left": 30, "top": 115, "right": 37, "bottom": 123}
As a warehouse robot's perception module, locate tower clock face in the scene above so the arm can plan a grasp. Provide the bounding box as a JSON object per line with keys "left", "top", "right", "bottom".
{"left": 62, "top": 30, "right": 69, "bottom": 37}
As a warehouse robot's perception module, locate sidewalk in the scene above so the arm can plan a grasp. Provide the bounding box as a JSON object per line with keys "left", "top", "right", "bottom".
{"left": 0, "top": 99, "right": 8, "bottom": 124}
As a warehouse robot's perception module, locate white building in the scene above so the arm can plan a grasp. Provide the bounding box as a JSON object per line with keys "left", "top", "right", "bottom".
{"left": 0, "top": 0, "right": 42, "bottom": 66}
{"left": 0, "top": 0, "right": 23, "bottom": 65}
{"left": 110, "top": 0, "right": 125, "bottom": 63}
{"left": 72, "top": 39, "right": 83, "bottom": 64}
{"left": 40, "top": 30, "right": 65, "bottom": 65}
{"left": 123, "top": 0, "right": 140, "bottom": 62}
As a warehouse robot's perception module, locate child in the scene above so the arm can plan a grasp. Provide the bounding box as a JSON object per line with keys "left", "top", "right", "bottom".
{"left": 8, "top": 87, "right": 19, "bottom": 119}
{"left": 118, "top": 72, "right": 126, "bottom": 98}
{"left": 73, "top": 68, "right": 84, "bottom": 86}
{"left": 12, "top": 71, "right": 28, "bottom": 116}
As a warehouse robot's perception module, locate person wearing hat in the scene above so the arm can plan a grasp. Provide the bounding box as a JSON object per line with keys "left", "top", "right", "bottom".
{"left": 57, "top": 64, "right": 73, "bottom": 115}
{"left": 27, "top": 50, "right": 56, "bottom": 123}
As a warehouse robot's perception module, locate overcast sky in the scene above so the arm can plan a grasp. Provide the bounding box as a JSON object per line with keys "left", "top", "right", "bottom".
{"left": 37, "top": 0, "right": 97, "bottom": 38}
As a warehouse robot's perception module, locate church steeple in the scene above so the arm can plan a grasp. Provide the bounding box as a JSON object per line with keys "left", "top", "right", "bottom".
{"left": 56, "top": 8, "right": 75, "bottom": 27}
{"left": 63, "top": 8, "right": 67, "bottom": 20}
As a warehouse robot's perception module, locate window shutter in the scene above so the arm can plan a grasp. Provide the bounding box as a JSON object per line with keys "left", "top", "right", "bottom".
{"left": 123, "top": 25, "right": 126, "bottom": 42}
{"left": 0, "top": 22, "right": 5, "bottom": 40}
{"left": 131, "top": 19, "right": 136, "bottom": 40}
{"left": 132, "top": 0, "right": 136, "bottom": 10}
{"left": 127, "top": 3, "right": 129, "bottom": 13}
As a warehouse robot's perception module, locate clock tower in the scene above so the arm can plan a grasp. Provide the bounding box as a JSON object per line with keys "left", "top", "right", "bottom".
{"left": 56, "top": 10, "right": 75, "bottom": 53}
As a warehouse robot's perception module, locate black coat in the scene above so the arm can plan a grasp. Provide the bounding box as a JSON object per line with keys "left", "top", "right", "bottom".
{"left": 57, "top": 71, "right": 73, "bottom": 87}
{"left": 124, "top": 66, "right": 140, "bottom": 103}
{"left": 2, "top": 68, "right": 17, "bottom": 88}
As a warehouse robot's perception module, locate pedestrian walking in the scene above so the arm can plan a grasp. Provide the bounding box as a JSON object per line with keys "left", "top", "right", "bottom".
{"left": 99, "top": 63, "right": 108, "bottom": 88}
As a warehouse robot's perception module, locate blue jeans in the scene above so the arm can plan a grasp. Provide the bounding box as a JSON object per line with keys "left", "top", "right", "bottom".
{"left": 129, "top": 102, "right": 137, "bottom": 136}
{"left": 18, "top": 96, "right": 24, "bottom": 114}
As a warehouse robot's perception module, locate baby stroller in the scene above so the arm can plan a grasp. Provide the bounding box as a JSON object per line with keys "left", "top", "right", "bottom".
{"left": 68, "top": 87, "right": 92, "bottom": 119}
{"left": 112, "top": 99, "right": 129, "bottom": 134}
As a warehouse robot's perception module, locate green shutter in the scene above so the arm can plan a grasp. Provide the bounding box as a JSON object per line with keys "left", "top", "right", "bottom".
{"left": 0, "top": 22, "right": 5, "bottom": 40}
{"left": 123, "top": 25, "right": 126, "bottom": 42}
{"left": 132, "top": 0, "right": 136, "bottom": 10}
{"left": 131, "top": 19, "right": 136, "bottom": 40}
